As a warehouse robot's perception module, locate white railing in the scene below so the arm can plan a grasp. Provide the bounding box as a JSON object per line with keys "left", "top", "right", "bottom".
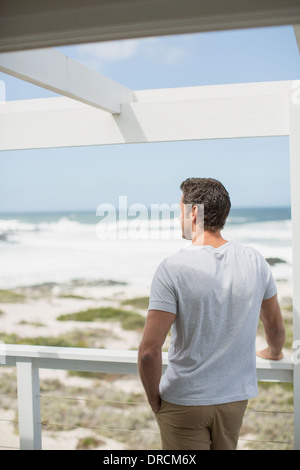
{"left": 0, "top": 344, "right": 296, "bottom": 450}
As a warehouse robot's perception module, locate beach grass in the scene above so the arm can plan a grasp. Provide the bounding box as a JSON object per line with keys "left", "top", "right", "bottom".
{"left": 240, "top": 382, "right": 294, "bottom": 450}
{"left": 0, "top": 332, "right": 88, "bottom": 348}
{"left": 0, "top": 367, "right": 293, "bottom": 450}
{"left": 0, "top": 328, "right": 114, "bottom": 349}
{"left": 57, "top": 307, "right": 145, "bottom": 331}
{"left": 0, "top": 289, "right": 26, "bottom": 303}
{"left": 76, "top": 436, "right": 106, "bottom": 450}
{"left": 121, "top": 297, "right": 149, "bottom": 310}
{"left": 36, "top": 375, "right": 160, "bottom": 449}
{"left": 58, "top": 294, "right": 93, "bottom": 300}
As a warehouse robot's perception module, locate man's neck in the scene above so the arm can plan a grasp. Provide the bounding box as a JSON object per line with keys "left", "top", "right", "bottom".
{"left": 192, "top": 230, "right": 227, "bottom": 248}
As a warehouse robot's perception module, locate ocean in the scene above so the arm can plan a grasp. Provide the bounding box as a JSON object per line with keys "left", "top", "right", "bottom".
{"left": 0, "top": 207, "right": 292, "bottom": 290}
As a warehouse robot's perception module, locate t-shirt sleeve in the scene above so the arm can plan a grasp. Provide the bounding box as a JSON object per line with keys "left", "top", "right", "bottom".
{"left": 148, "top": 261, "right": 177, "bottom": 314}
{"left": 263, "top": 264, "right": 277, "bottom": 300}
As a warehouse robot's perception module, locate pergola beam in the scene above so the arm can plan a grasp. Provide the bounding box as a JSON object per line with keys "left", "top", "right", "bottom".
{"left": 0, "top": 49, "right": 134, "bottom": 113}
{"left": 0, "top": 81, "right": 291, "bottom": 151}
{"left": 1, "top": 0, "right": 300, "bottom": 53}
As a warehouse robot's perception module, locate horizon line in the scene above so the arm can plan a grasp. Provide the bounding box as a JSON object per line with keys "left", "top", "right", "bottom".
{"left": 0, "top": 205, "right": 292, "bottom": 215}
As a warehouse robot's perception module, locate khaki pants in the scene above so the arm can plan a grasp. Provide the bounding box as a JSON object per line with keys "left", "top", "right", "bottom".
{"left": 155, "top": 399, "right": 248, "bottom": 450}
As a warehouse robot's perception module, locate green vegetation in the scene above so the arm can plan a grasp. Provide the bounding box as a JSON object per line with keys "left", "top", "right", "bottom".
{"left": 0, "top": 332, "right": 86, "bottom": 348}
{"left": 0, "top": 289, "right": 26, "bottom": 303}
{"left": 0, "top": 328, "right": 112, "bottom": 349}
{"left": 38, "top": 377, "right": 159, "bottom": 449}
{"left": 57, "top": 307, "right": 145, "bottom": 331}
{"left": 241, "top": 382, "right": 294, "bottom": 450}
{"left": 0, "top": 367, "right": 293, "bottom": 450}
{"left": 18, "top": 320, "right": 45, "bottom": 327}
{"left": 121, "top": 297, "right": 149, "bottom": 310}
{"left": 76, "top": 436, "right": 106, "bottom": 450}
{"left": 0, "top": 369, "right": 160, "bottom": 450}
{"left": 58, "top": 294, "right": 92, "bottom": 300}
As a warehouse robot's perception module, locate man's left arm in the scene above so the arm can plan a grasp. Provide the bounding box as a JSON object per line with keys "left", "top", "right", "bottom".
{"left": 138, "top": 309, "right": 175, "bottom": 413}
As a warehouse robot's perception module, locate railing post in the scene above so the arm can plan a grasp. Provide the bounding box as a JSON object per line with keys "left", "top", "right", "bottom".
{"left": 290, "top": 83, "right": 300, "bottom": 450}
{"left": 16, "top": 359, "right": 42, "bottom": 450}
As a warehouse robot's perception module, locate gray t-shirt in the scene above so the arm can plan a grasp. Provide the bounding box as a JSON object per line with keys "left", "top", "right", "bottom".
{"left": 148, "top": 240, "right": 277, "bottom": 406}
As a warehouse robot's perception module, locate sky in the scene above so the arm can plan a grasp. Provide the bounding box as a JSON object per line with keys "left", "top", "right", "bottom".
{"left": 0, "top": 25, "right": 300, "bottom": 213}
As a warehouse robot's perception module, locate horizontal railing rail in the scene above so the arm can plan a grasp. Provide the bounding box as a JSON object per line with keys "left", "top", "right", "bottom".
{"left": 0, "top": 344, "right": 295, "bottom": 450}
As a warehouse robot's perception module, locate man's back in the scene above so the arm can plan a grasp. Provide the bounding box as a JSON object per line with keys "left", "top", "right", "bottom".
{"left": 149, "top": 240, "right": 277, "bottom": 405}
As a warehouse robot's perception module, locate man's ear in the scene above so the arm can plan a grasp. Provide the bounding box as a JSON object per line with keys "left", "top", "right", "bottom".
{"left": 192, "top": 204, "right": 198, "bottom": 222}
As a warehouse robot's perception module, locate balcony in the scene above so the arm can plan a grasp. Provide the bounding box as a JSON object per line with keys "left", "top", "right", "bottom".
{"left": 0, "top": 344, "right": 296, "bottom": 450}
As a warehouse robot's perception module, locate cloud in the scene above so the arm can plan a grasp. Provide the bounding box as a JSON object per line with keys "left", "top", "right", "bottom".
{"left": 75, "top": 39, "right": 141, "bottom": 70}
{"left": 143, "top": 37, "right": 186, "bottom": 66}
{"left": 75, "top": 36, "right": 188, "bottom": 70}
{"left": 77, "top": 39, "right": 140, "bottom": 62}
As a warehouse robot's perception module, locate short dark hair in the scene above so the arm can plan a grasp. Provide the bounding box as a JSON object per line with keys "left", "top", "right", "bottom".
{"left": 180, "top": 178, "right": 231, "bottom": 232}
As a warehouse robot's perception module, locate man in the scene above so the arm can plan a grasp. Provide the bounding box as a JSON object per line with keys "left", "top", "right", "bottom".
{"left": 138, "top": 177, "right": 285, "bottom": 450}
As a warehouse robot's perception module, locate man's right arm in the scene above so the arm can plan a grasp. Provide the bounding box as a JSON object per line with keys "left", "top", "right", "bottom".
{"left": 256, "top": 294, "right": 286, "bottom": 360}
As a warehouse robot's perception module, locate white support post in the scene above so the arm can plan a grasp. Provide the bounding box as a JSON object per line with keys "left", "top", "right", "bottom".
{"left": 289, "top": 85, "right": 300, "bottom": 450}
{"left": 0, "top": 48, "right": 134, "bottom": 113}
{"left": 16, "top": 359, "right": 42, "bottom": 450}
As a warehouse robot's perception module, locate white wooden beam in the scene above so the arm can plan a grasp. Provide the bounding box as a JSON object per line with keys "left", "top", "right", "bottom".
{"left": 0, "top": 81, "right": 291, "bottom": 151}
{"left": 1, "top": 0, "right": 300, "bottom": 53}
{"left": 294, "top": 24, "right": 300, "bottom": 54}
{"left": 4, "top": 344, "right": 294, "bottom": 382}
{"left": 0, "top": 48, "right": 134, "bottom": 114}
{"left": 289, "top": 89, "right": 300, "bottom": 450}
{"left": 16, "top": 359, "right": 42, "bottom": 450}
